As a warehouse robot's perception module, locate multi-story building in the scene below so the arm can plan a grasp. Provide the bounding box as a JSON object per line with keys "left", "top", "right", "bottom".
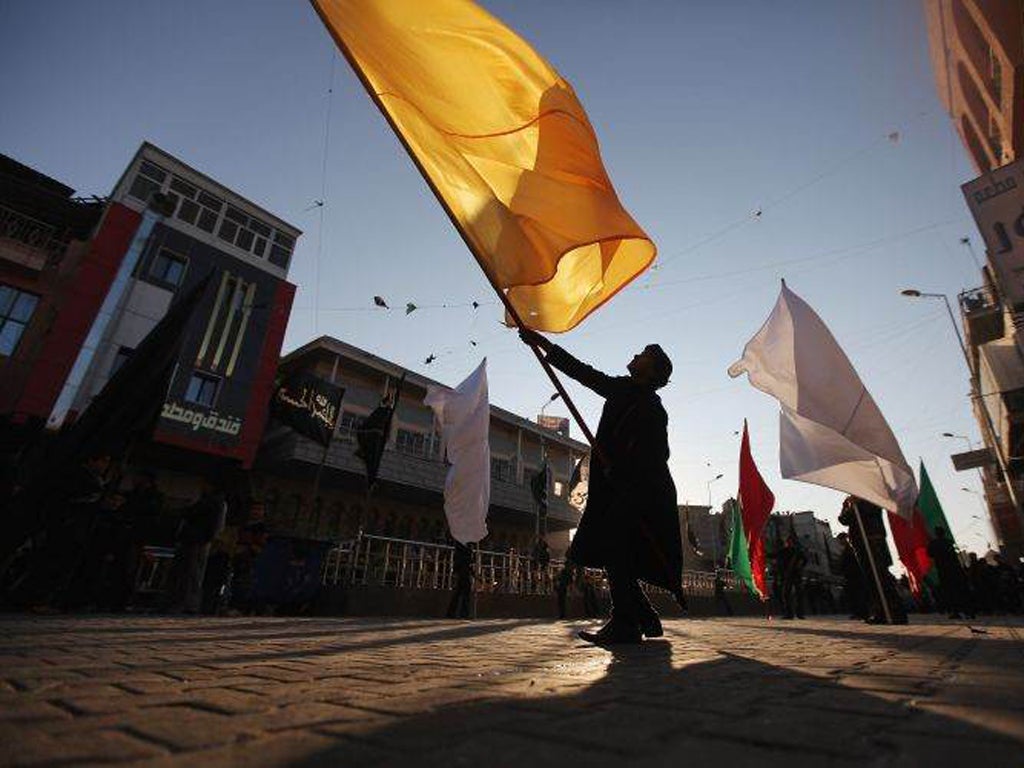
{"left": 925, "top": 0, "right": 1024, "bottom": 173}
{"left": 255, "top": 336, "right": 589, "bottom": 556}
{"left": 764, "top": 510, "right": 842, "bottom": 608}
{"left": 679, "top": 504, "right": 726, "bottom": 570}
{"left": 0, "top": 154, "right": 105, "bottom": 440}
{"left": 1, "top": 143, "right": 299, "bottom": 501}
{"left": 926, "top": 1, "right": 1024, "bottom": 559}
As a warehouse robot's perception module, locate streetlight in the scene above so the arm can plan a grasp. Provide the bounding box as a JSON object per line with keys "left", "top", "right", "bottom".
{"left": 539, "top": 392, "right": 560, "bottom": 417}
{"left": 902, "top": 288, "right": 1023, "bottom": 524}
{"left": 942, "top": 432, "right": 974, "bottom": 451}
{"left": 899, "top": 290, "right": 970, "bottom": 364}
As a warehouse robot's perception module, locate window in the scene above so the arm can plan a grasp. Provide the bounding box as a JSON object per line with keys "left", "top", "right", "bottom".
{"left": 991, "top": 48, "right": 1003, "bottom": 106}
{"left": 110, "top": 346, "right": 134, "bottom": 376}
{"left": 184, "top": 371, "right": 219, "bottom": 407}
{"left": 0, "top": 285, "right": 38, "bottom": 356}
{"left": 989, "top": 115, "right": 1004, "bottom": 159}
{"left": 127, "top": 160, "right": 168, "bottom": 203}
{"left": 151, "top": 249, "right": 187, "bottom": 287}
{"left": 396, "top": 428, "right": 427, "bottom": 457}
{"left": 269, "top": 231, "right": 295, "bottom": 268}
{"left": 491, "top": 456, "right": 514, "bottom": 483}
{"left": 217, "top": 218, "right": 239, "bottom": 243}
{"left": 554, "top": 481, "right": 564, "bottom": 497}
{"left": 338, "top": 410, "right": 363, "bottom": 439}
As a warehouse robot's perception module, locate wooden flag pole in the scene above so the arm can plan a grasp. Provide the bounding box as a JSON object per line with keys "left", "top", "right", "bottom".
{"left": 313, "top": 8, "right": 598, "bottom": 450}
{"left": 852, "top": 501, "right": 894, "bottom": 625}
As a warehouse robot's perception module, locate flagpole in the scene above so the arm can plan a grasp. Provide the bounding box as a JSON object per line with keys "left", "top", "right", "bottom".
{"left": 310, "top": 354, "right": 341, "bottom": 525}
{"left": 852, "top": 501, "right": 894, "bottom": 625}
{"left": 315, "top": 8, "right": 597, "bottom": 449}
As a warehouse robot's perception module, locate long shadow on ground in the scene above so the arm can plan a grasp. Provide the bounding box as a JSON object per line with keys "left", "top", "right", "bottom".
{"left": 292, "top": 634, "right": 1023, "bottom": 768}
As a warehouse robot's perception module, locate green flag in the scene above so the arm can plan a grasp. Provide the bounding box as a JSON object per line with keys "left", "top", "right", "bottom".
{"left": 726, "top": 499, "right": 758, "bottom": 596}
{"left": 918, "top": 461, "right": 955, "bottom": 545}
{"left": 917, "top": 460, "right": 952, "bottom": 591}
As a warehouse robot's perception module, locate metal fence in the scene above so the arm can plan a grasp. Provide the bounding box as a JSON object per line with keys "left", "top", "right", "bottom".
{"left": 321, "top": 533, "right": 740, "bottom": 598}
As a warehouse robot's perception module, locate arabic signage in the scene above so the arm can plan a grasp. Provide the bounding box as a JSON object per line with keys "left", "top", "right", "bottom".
{"left": 962, "top": 159, "right": 1024, "bottom": 309}
{"left": 161, "top": 401, "right": 243, "bottom": 436}
{"left": 272, "top": 371, "right": 345, "bottom": 447}
{"left": 951, "top": 448, "right": 995, "bottom": 472}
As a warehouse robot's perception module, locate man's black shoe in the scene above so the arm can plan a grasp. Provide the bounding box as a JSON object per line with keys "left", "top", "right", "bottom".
{"left": 639, "top": 614, "right": 663, "bottom": 638}
{"left": 578, "top": 622, "right": 642, "bottom": 646}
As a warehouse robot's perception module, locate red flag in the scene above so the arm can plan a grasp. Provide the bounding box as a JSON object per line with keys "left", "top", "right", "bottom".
{"left": 738, "top": 420, "right": 775, "bottom": 598}
{"left": 887, "top": 507, "right": 933, "bottom": 597}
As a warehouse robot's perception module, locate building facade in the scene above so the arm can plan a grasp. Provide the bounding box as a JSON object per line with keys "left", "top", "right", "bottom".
{"left": 926, "top": 1, "right": 1024, "bottom": 559}
{"left": 255, "top": 337, "right": 589, "bottom": 556}
{"left": 1, "top": 143, "right": 300, "bottom": 504}
{"left": 926, "top": 0, "right": 1024, "bottom": 174}
{"left": 0, "top": 154, "right": 105, "bottom": 438}
{"left": 678, "top": 504, "right": 725, "bottom": 570}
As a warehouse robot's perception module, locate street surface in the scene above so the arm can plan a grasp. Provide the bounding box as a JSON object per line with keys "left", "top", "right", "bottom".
{"left": 0, "top": 614, "right": 1021, "bottom": 766}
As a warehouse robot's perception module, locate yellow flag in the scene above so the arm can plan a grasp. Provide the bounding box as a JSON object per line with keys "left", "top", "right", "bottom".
{"left": 313, "top": 0, "right": 655, "bottom": 333}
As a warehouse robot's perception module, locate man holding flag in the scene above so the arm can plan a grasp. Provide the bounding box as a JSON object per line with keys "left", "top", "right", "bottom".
{"left": 519, "top": 330, "right": 682, "bottom": 646}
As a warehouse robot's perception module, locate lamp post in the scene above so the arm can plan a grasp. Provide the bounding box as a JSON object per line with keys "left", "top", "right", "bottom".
{"left": 902, "top": 288, "right": 1022, "bottom": 528}
{"left": 707, "top": 473, "right": 723, "bottom": 566}
{"left": 539, "top": 392, "right": 560, "bottom": 417}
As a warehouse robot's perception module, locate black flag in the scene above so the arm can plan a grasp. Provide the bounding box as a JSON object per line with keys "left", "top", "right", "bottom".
{"left": 48, "top": 270, "right": 214, "bottom": 461}
{"left": 272, "top": 372, "right": 344, "bottom": 447}
{"left": 3, "top": 271, "right": 214, "bottom": 564}
{"left": 531, "top": 460, "right": 550, "bottom": 533}
{"left": 355, "top": 373, "right": 406, "bottom": 489}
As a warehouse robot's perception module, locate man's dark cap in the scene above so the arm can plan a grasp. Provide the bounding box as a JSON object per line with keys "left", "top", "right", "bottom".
{"left": 644, "top": 344, "right": 672, "bottom": 387}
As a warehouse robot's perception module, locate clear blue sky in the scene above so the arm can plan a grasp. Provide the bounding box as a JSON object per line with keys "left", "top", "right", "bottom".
{"left": 0, "top": 1, "right": 996, "bottom": 559}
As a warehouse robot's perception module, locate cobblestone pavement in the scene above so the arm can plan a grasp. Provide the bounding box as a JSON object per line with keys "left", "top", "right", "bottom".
{"left": 0, "top": 614, "right": 1022, "bottom": 767}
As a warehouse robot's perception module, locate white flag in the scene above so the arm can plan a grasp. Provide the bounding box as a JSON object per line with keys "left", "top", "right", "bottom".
{"left": 424, "top": 359, "right": 490, "bottom": 544}
{"left": 728, "top": 283, "right": 917, "bottom": 517}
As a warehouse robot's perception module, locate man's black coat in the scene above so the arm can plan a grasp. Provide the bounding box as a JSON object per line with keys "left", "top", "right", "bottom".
{"left": 547, "top": 346, "right": 682, "bottom": 593}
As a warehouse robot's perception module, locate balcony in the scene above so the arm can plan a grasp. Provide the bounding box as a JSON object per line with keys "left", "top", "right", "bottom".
{"left": 0, "top": 204, "right": 68, "bottom": 271}
{"left": 960, "top": 284, "right": 1004, "bottom": 351}
{"left": 261, "top": 432, "right": 582, "bottom": 528}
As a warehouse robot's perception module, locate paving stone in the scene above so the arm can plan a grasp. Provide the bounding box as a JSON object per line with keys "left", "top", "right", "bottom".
{"left": 0, "top": 726, "right": 163, "bottom": 766}
{"left": 0, "top": 615, "right": 1021, "bottom": 766}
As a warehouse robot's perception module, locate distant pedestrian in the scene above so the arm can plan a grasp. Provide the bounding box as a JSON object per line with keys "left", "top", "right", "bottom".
{"left": 927, "top": 527, "right": 973, "bottom": 619}
{"left": 837, "top": 533, "right": 867, "bottom": 619}
{"left": 230, "top": 500, "right": 268, "bottom": 615}
{"left": 777, "top": 535, "right": 807, "bottom": 619}
{"left": 839, "top": 496, "right": 907, "bottom": 625}
{"left": 714, "top": 568, "right": 734, "bottom": 616}
{"left": 447, "top": 541, "right": 474, "bottom": 619}
{"left": 168, "top": 477, "right": 226, "bottom": 614}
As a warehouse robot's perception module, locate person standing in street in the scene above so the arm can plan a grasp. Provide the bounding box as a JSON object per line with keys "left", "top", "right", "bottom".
{"left": 778, "top": 535, "right": 807, "bottom": 619}
{"left": 168, "top": 476, "right": 226, "bottom": 614}
{"left": 927, "top": 527, "right": 973, "bottom": 619}
{"left": 839, "top": 496, "right": 907, "bottom": 625}
{"left": 446, "top": 540, "right": 474, "bottom": 619}
{"left": 518, "top": 329, "right": 683, "bottom": 646}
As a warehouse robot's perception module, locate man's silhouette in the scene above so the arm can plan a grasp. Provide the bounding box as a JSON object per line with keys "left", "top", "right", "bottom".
{"left": 519, "top": 329, "right": 682, "bottom": 645}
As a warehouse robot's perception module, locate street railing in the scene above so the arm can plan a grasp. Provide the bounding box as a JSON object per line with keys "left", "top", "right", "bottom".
{"left": 321, "top": 533, "right": 740, "bottom": 597}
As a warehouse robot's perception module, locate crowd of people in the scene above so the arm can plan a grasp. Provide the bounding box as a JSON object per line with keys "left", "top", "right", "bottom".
{"left": 1, "top": 454, "right": 270, "bottom": 616}
{"left": 5, "top": 451, "right": 1024, "bottom": 629}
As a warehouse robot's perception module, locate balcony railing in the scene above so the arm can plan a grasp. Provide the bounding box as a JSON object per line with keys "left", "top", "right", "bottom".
{"left": 321, "top": 533, "right": 741, "bottom": 598}
{"left": 0, "top": 204, "right": 68, "bottom": 265}
{"left": 960, "top": 285, "right": 1000, "bottom": 315}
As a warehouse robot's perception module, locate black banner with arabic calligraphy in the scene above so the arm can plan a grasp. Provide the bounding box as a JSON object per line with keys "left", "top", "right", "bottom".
{"left": 271, "top": 372, "right": 345, "bottom": 447}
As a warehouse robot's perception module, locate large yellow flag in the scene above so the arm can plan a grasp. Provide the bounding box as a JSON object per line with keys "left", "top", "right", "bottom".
{"left": 312, "top": 0, "right": 655, "bottom": 333}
